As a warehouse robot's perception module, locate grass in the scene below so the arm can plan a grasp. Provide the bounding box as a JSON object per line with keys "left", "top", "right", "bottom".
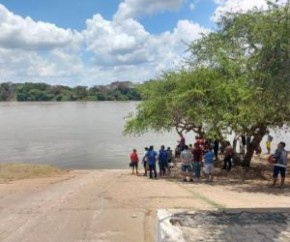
{"left": 0, "top": 163, "right": 62, "bottom": 182}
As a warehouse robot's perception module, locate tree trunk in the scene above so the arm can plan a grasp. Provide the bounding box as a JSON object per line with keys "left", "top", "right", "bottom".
{"left": 243, "top": 143, "right": 256, "bottom": 167}
{"left": 242, "top": 125, "right": 267, "bottom": 167}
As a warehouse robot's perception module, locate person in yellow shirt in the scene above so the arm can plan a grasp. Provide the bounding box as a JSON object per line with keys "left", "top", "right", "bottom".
{"left": 266, "top": 130, "right": 273, "bottom": 154}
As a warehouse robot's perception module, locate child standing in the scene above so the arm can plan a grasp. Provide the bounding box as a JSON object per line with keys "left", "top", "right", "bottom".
{"left": 130, "top": 149, "right": 139, "bottom": 174}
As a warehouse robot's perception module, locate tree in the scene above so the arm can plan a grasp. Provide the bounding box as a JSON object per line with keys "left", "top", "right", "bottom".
{"left": 125, "top": 1, "right": 290, "bottom": 166}
{"left": 124, "top": 68, "right": 232, "bottom": 138}
{"left": 1, "top": 81, "right": 140, "bottom": 102}
{"left": 187, "top": 1, "right": 290, "bottom": 166}
{"left": 0, "top": 83, "right": 14, "bottom": 101}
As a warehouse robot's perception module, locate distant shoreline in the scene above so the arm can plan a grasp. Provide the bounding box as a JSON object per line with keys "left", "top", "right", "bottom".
{"left": 0, "top": 81, "right": 141, "bottom": 101}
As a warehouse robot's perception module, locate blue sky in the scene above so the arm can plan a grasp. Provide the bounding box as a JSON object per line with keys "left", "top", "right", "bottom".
{"left": 0, "top": 0, "right": 120, "bottom": 30}
{"left": 0, "top": 0, "right": 216, "bottom": 31}
{"left": 0, "top": 0, "right": 283, "bottom": 86}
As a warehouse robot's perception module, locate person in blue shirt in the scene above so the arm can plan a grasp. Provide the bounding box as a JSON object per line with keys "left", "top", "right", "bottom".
{"left": 204, "top": 146, "right": 215, "bottom": 182}
{"left": 158, "top": 145, "right": 168, "bottom": 177}
{"left": 272, "top": 142, "right": 287, "bottom": 188}
{"left": 146, "top": 145, "right": 158, "bottom": 179}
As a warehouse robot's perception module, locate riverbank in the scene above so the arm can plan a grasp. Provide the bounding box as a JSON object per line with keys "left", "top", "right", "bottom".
{"left": 0, "top": 163, "right": 63, "bottom": 183}
{"left": 0, "top": 162, "right": 290, "bottom": 242}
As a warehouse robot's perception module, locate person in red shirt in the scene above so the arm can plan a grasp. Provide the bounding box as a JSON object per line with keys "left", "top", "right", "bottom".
{"left": 130, "top": 149, "right": 139, "bottom": 174}
{"left": 223, "top": 141, "right": 233, "bottom": 171}
{"left": 192, "top": 143, "right": 203, "bottom": 181}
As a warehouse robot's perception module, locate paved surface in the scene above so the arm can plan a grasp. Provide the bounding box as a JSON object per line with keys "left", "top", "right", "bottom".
{"left": 1, "top": 169, "right": 290, "bottom": 242}
{"left": 0, "top": 171, "right": 147, "bottom": 242}
{"left": 169, "top": 209, "right": 290, "bottom": 242}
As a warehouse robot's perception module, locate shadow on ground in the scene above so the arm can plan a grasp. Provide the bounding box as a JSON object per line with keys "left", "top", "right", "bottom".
{"left": 164, "top": 154, "right": 290, "bottom": 196}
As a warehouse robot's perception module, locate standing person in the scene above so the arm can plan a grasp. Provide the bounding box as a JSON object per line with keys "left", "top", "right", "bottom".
{"left": 266, "top": 130, "right": 274, "bottom": 154}
{"left": 175, "top": 141, "right": 181, "bottom": 158}
{"left": 158, "top": 145, "right": 168, "bottom": 177}
{"left": 180, "top": 145, "right": 193, "bottom": 181}
{"left": 130, "top": 149, "right": 139, "bottom": 175}
{"left": 167, "top": 147, "right": 173, "bottom": 164}
{"left": 272, "top": 142, "right": 287, "bottom": 188}
{"left": 166, "top": 147, "right": 173, "bottom": 174}
{"left": 179, "top": 133, "right": 186, "bottom": 151}
{"left": 192, "top": 143, "right": 203, "bottom": 181}
{"left": 204, "top": 147, "right": 215, "bottom": 182}
{"left": 223, "top": 141, "right": 233, "bottom": 171}
{"left": 142, "top": 147, "right": 149, "bottom": 176}
{"left": 213, "top": 139, "right": 219, "bottom": 161}
{"left": 146, "top": 146, "right": 158, "bottom": 179}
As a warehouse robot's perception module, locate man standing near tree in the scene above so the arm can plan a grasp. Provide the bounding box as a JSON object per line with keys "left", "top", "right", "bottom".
{"left": 272, "top": 142, "right": 287, "bottom": 188}
{"left": 223, "top": 141, "right": 233, "bottom": 172}
{"left": 180, "top": 145, "right": 193, "bottom": 182}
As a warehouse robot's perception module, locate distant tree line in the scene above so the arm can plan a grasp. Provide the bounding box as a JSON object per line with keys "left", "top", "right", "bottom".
{"left": 0, "top": 81, "right": 141, "bottom": 101}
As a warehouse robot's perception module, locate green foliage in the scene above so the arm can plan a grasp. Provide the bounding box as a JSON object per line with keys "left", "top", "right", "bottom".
{"left": 0, "top": 81, "right": 141, "bottom": 102}
{"left": 125, "top": 1, "right": 290, "bottom": 165}
{"left": 0, "top": 83, "right": 14, "bottom": 101}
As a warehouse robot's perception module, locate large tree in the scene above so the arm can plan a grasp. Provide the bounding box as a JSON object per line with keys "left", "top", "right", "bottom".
{"left": 188, "top": 1, "right": 290, "bottom": 165}
{"left": 125, "top": 1, "right": 290, "bottom": 166}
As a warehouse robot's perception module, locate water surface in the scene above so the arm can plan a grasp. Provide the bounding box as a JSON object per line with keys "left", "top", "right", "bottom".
{"left": 0, "top": 102, "right": 289, "bottom": 169}
{"left": 0, "top": 102, "right": 180, "bottom": 169}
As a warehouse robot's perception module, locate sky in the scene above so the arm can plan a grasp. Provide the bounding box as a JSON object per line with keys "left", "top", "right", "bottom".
{"left": 0, "top": 0, "right": 287, "bottom": 86}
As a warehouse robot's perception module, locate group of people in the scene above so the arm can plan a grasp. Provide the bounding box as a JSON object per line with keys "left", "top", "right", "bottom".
{"left": 129, "top": 132, "right": 288, "bottom": 187}
{"left": 179, "top": 143, "right": 215, "bottom": 182}
{"left": 129, "top": 145, "right": 173, "bottom": 179}
{"left": 178, "top": 136, "right": 232, "bottom": 182}
{"left": 129, "top": 135, "right": 222, "bottom": 182}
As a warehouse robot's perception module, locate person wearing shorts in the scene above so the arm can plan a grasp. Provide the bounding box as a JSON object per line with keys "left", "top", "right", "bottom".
{"left": 130, "top": 149, "right": 139, "bottom": 174}
{"left": 180, "top": 145, "right": 193, "bottom": 181}
{"left": 272, "top": 142, "right": 287, "bottom": 188}
{"left": 204, "top": 147, "right": 215, "bottom": 182}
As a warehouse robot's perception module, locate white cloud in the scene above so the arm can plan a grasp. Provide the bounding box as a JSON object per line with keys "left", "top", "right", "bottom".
{"left": 189, "top": 3, "right": 196, "bottom": 11}
{"left": 0, "top": 4, "right": 82, "bottom": 51}
{"left": 83, "top": 14, "right": 150, "bottom": 66}
{"left": 0, "top": 47, "right": 85, "bottom": 86}
{"left": 83, "top": 14, "right": 209, "bottom": 78}
{"left": 212, "top": 0, "right": 288, "bottom": 22}
{"left": 114, "top": 0, "right": 183, "bottom": 20}
{"left": 0, "top": 1, "right": 210, "bottom": 86}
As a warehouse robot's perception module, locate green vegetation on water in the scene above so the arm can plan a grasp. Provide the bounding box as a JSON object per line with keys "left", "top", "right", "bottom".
{"left": 0, "top": 81, "right": 141, "bottom": 101}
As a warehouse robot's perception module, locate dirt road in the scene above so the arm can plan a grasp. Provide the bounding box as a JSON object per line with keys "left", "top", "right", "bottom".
{"left": 0, "top": 170, "right": 289, "bottom": 242}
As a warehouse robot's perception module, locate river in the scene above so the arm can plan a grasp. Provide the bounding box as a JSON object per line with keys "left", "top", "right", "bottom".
{"left": 0, "top": 102, "right": 183, "bottom": 169}
{"left": 0, "top": 102, "right": 289, "bottom": 169}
